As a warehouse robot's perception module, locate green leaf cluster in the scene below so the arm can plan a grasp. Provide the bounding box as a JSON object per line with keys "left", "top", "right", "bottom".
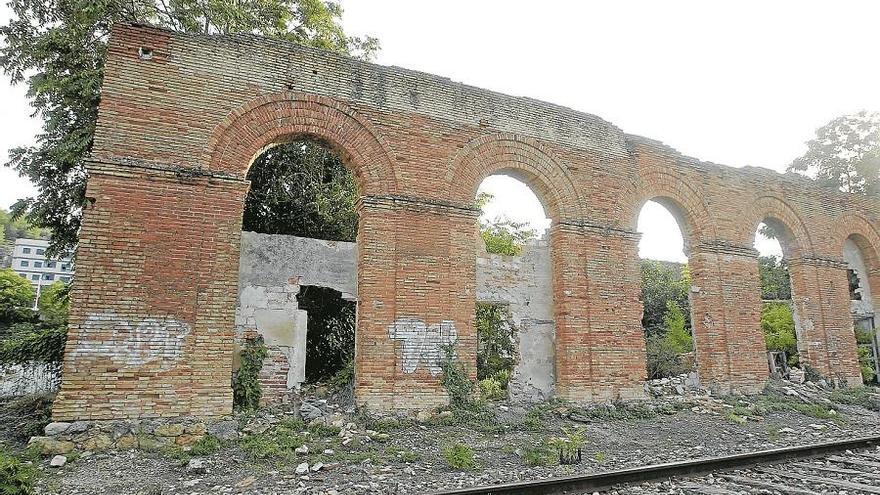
{"left": 243, "top": 139, "right": 359, "bottom": 243}
{"left": 640, "top": 260, "right": 690, "bottom": 335}
{"left": 758, "top": 256, "right": 792, "bottom": 301}
{"left": 1, "top": 0, "right": 378, "bottom": 255}
{"left": 479, "top": 218, "right": 536, "bottom": 256}
{"left": 0, "top": 446, "right": 36, "bottom": 495}
{"left": 761, "top": 302, "right": 796, "bottom": 354}
{"left": 0, "top": 269, "right": 35, "bottom": 332}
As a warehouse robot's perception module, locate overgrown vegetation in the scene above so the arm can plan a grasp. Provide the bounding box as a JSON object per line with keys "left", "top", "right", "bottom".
{"left": 830, "top": 385, "right": 880, "bottom": 411}
{"left": 439, "top": 345, "right": 475, "bottom": 410}
{"left": 296, "top": 286, "right": 356, "bottom": 383}
{"left": 640, "top": 261, "right": 694, "bottom": 379}
{"left": 475, "top": 303, "right": 515, "bottom": 399}
{"left": 0, "top": 446, "right": 36, "bottom": 495}
{"left": 645, "top": 300, "right": 694, "bottom": 379}
{"left": 476, "top": 192, "right": 537, "bottom": 256}
{"left": 232, "top": 336, "right": 268, "bottom": 412}
{"left": 855, "top": 328, "right": 878, "bottom": 384}
{"left": 759, "top": 256, "right": 792, "bottom": 301}
{"left": 243, "top": 139, "right": 359, "bottom": 242}
{"left": 761, "top": 302, "right": 798, "bottom": 366}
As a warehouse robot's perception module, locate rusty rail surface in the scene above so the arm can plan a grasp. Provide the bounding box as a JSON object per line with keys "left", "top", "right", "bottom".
{"left": 429, "top": 435, "right": 880, "bottom": 495}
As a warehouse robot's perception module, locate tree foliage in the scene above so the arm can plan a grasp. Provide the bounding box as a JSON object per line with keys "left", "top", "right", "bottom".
{"left": 640, "top": 260, "right": 690, "bottom": 335}
{"left": 1, "top": 0, "right": 378, "bottom": 256}
{"left": 475, "top": 302, "right": 515, "bottom": 387}
{"left": 645, "top": 300, "right": 693, "bottom": 379}
{"left": 242, "top": 139, "right": 358, "bottom": 241}
{"left": 37, "top": 281, "right": 70, "bottom": 326}
{"left": 788, "top": 111, "right": 880, "bottom": 196}
{"left": 0, "top": 269, "right": 34, "bottom": 332}
{"left": 296, "top": 285, "right": 355, "bottom": 382}
{"left": 761, "top": 302, "right": 797, "bottom": 356}
{"left": 759, "top": 256, "right": 792, "bottom": 301}
{"left": 476, "top": 192, "right": 538, "bottom": 256}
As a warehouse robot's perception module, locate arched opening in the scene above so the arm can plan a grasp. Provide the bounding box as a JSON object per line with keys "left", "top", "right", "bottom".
{"left": 844, "top": 235, "right": 879, "bottom": 384}
{"left": 636, "top": 199, "right": 696, "bottom": 386}
{"left": 234, "top": 137, "right": 359, "bottom": 407}
{"left": 474, "top": 173, "right": 554, "bottom": 402}
{"left": 754, "top": 220, "right": 799, "bottom": 380}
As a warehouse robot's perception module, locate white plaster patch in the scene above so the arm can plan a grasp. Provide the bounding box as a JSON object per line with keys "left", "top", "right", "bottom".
{"left": 387, "top": 317, "right": 457, "bottom": 375}
{"left": 71, "top": 313, "right": 190, "bottom": 371}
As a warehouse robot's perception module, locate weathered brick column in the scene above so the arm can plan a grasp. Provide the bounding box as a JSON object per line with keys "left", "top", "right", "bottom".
{"left": 355, "top": 196, "right": 480, "bottom": 410}
{"left": 688, "top": 242, "right": 767, "bottom": 394}
{"left": 53, "top": 162, "right": 248, "bottom": 420}
{"left": 552, "top": 223, "right": 646, "bottom": 402}
{"left": 788, "top": 257, "right": 862, "bottom": 385}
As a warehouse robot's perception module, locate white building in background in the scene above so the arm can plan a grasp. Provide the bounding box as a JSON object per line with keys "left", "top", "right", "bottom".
{"left": 11, "top": 238, "right": 74, "bottom": 289}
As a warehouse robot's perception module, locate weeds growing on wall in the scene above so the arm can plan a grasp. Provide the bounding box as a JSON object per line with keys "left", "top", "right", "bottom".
{"left": 233, "top": 336, "right": 268, "bottom": 412}
{"left": 439, "top": 344, "right": 474, "bottom": 410}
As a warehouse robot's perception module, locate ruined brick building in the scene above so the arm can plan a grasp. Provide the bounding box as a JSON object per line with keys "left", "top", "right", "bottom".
{"left": 52, "top": 24, "right": 880, "bottom": 420}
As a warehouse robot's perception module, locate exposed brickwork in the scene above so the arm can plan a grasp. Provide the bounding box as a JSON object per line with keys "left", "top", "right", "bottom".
{"left": 54, "top": 24, "right": 879, "bottom": 419}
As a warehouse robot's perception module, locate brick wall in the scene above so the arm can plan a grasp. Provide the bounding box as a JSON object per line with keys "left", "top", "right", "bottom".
{"left": 54, "top": 24, "right": 879, "bottom": 419}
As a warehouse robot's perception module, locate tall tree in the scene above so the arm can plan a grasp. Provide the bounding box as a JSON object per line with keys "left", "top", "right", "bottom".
{"left": 788, "top": 111, "right": 880, "bottom": 196}
{"left": 1, "top": 0, "right": 378, "bottom": 256}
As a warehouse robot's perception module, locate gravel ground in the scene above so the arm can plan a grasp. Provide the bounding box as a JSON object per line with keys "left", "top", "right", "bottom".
{"left": 15, "top": 380, "right": 880, "bottom": 495}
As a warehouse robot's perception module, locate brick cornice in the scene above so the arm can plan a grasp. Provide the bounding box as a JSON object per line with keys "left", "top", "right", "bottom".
{"left": 691, "top": 240, "right": 759, "bottom": 258}
{"left": 553, "top": 220, "right": 641, "bottom": 240}
{"left": 358, "top": 195, "right": 480, "bottom": 219}
{"left": 788, "top": 256, "right": 849, "bottom": 270}
{"left": 86, "top": 158, "right": 247, "bottom": 185}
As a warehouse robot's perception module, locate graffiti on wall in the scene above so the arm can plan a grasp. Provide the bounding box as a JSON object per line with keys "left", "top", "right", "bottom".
{"left": 387, "top": 317, "right": 458, "bottom": 375}
{"left": 69, "top": 313, "right": 191, "bottom": 371}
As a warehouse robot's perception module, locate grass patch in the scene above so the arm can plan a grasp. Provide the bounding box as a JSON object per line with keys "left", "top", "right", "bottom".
{"left": 442, "top": 443, "right": 477, "bottom": 471}
{"left": 522, "top": 443, "right": 556, "bottom": 467}
{"left": 190, "top": 435, "right": 223, "bottom": 456}
{"left": 749, "top": 388, "right": 845, "bottom": 424}
{"left": 0, "top": 446, "right": 37, "bottom": 495}
{"left": 829, "top": 386, "right": 880, "bottom": 411}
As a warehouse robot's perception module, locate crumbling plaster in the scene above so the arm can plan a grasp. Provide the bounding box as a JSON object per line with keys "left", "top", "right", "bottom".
{"left": 237, "top": 232, "right": 555, "bottom": 402}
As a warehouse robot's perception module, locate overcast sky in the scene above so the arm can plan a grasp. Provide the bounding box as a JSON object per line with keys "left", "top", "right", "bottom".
{"left": 3, "top": 1, "right": 879, "bottom": 261}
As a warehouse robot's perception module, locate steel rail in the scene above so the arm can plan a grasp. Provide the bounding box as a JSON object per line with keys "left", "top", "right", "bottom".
{"left": 429, "top": 435, "right": 880, "bottom": 495}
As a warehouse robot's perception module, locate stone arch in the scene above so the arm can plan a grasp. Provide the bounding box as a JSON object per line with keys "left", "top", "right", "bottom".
{"left": 741, "top": 196, "right": 814, "bottom": 259}
{"left": 445, "top": 133, "right": 583, "bottom": 221}
{"left": 204, "top": 92, "right": 398, "bottom": 196}
{"left": 622, "top": 168, "right": 716, "bottom": 250}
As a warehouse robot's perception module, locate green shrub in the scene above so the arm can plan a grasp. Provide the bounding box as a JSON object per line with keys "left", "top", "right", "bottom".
{"left": 0, "top": 448, "right": 36, "bottom": 495}
{"left": 761, "top": 302, "right": 797, "bottom": 360}
{"left": 442, "top": 443, "right": 476, "bottom": 471}
{"left": 478, "top": 377, "right": 505, "bottom": 401}
{"left": 475, "top": 303, "right": 515, "bottom": 388}
{"left": 233, "top": 336, "right": 268, "bottom": 412}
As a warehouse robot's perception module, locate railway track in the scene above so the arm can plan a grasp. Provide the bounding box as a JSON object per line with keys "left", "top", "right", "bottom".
{"left": 430, "top": 435, "right": 880, "bottom": 495}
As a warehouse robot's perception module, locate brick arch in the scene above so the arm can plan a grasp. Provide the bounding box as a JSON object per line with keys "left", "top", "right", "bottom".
{"left": 445, "top": 133, "right": 582, "bottom": 221}
{"left": 831, "top": 213, "right": 880, "bottom": 271}
{"left": 740, "top": 196, "right": 814, "bottom": 259}
{"left": 204, "top": 92, "right": 398, "bottom": 196}
{"left": 620, "top": 168, "right": 716, "bottom": 248}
